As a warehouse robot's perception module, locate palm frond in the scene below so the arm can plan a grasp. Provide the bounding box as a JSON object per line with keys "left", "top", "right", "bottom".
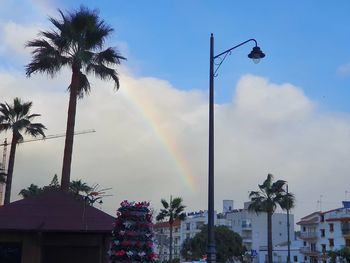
{"left": 160, "top": 199, "right": 169, "bottom": 209}
{"left": 86, "top": 63, "right": 120, "bottom": 89}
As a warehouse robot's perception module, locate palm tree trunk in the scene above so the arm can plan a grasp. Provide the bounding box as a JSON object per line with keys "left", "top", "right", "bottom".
{"left": 4, "top": 135, "right": 17, "bottom": 205}
{"left": 267, "top": 212, "right": 273, "bottom": 263}
{"left": 61, "top": 68, "right": 79, "bottom": 191}
{"left": 169, "top": 222, "right": 173, "bottom": 261}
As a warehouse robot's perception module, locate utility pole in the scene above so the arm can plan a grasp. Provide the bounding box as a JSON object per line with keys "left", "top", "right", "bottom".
{"left": 287, "top": 184, "right": 291, "bottom": 263}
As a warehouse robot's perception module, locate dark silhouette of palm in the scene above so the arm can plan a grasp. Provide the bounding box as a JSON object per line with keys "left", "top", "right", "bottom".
{"left": 25, "top": 6, "right": 125, "bottom": 191}
{"left": 19, "top": 184, "right": 43, "bottom": 198}
{"left": 248, "top": 174, "right": 295, "bottom": 263}
{"left": 0, "top": 98, "right": 46, "bottom": 204}
{"left": 156, "top": 196, "right": 186, "bottom": 261}
{"left": 69, "top": 179, "right": 92, "bottom": 195}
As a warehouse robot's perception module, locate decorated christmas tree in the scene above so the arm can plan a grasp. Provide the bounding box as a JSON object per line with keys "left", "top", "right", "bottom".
{"left": 109, "top": 200, "right": 156, "bottom": 263}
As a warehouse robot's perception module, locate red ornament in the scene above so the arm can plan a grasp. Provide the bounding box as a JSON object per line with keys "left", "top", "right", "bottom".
{"left": 116, "top": 250, "right": 126, "bottom": 256}
{"left": 122, "top": 240, "right": 131, "bottom": 246}
{"left": 146, "top": 241, "right": 153, "bottom": 247}
{"left": 148, "top": 253, "right": 156, "bottom": 260}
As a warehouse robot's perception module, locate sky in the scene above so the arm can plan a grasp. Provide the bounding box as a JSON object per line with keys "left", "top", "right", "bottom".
{"left": 1, "top": 0, "right": 350, "bottom": 224}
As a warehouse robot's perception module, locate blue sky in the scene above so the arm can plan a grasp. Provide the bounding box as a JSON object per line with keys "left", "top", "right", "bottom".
{"left": 2, "top": 1, "right": 350, "bottom": 110}
{"left": 56, "top": 1, "right": 350, "bottom": 111}
{"left": 1, "top": 1, "right": 350, "bottom": 221}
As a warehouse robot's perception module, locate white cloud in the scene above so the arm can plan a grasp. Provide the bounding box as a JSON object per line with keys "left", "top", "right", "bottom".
{"left": 337, "top": 63, "right": 350, "bottom": 76}
{"left": 0, "top": 66, "right": 349, "bottom": 222}
{"left": 0, "top": 21, "right": 41, "bottom": 59}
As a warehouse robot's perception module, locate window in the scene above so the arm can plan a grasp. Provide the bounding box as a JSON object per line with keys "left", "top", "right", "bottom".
{"left": 160, "top": 229, "right": 163, "bottom": 234}
{"left": 303, "top": 226, "right": 306, "bottom": 232}
{"left": 346, "top": 239, "right": 350, "bottom": 247}
{"left": 321, "top": 244, "right": 326, "bottom": 253}
{"left": 303, "top": 241, "right": 307, "bottom": 246}
{"left": 329, "top": 238, "right": 334, "bottom": 247}
{"left": 311, "top": 243, "right": 316, "bottom": 252}
{"left": 320, "top": 215, "right": 325, "bottom": 222}
{"left": 320, "top": 229, "right": 325, "bottom": 237}
{"left": 196, "top": 222, "right": 204, "bottom": 229}
{"left": 293, "top": 256, "right": 298, "bottom": 262}
{"left": 186, "top": 223, "right": 190, "bottom": 231}
{"left": 329, "top": 223, "right": 334, "bottom": 232}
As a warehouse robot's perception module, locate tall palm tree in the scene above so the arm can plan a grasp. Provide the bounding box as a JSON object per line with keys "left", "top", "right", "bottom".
{"left": 25, "top": 6, "right": 126, "bottom": 191}
{"left": 0, "top": 98, "right": 46, "bottom": 204}
{"left": 248, "top": 174, "right": 295, "bottom": 263}
{"left": 156, "top": 196, "right": 186, "bottom": 261}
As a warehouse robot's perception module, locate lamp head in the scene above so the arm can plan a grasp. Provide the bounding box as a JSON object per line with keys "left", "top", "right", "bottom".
{"left": 248, "top": 46, "right": 265, "bottom": 64}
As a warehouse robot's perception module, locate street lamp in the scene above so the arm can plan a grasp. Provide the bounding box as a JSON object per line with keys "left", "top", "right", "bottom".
{"left": 207, "top": 33, "right": 265, "bottom": 263}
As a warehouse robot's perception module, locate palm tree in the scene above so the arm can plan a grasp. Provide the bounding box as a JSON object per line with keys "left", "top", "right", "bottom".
{"left": 70, "top": 179, "right": 92, "bottom": 195}
{"left": 19, "top": 184, "right": 43, "bottom": 198}
{"left": 156, "top": 196, "right": 186, "bottom": 261}
{"left": 0, "top": 98, "right": 46, "bottom": 204}
{"left": 248, "top": 174, "right": 295, "bottom": 263}
{"left": 25, "top": 6, "right": 126, "bottom": 191}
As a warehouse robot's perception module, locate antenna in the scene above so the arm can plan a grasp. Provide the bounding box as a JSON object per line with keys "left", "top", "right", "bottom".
{"left": 345, "top": 190, "right": 350, "bottom": 201}
{"left": 317, "top": 195, "right": 323, "bottom": 211}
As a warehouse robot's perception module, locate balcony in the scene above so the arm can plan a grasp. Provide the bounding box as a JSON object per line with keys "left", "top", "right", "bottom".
{"left": 342, "top": 228, "right": 350, "bottom": 236}
{"left": 300, "top": 247, "right": 320, "bottom": 256}
{"left": 300, "top": 232, "right": 318, "bottom": 239}
{"left": 242, "top": 222, "right": 252, "bottom": 230}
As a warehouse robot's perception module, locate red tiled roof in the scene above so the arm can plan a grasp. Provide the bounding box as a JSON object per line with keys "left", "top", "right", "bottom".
{"left": 296, "top": 217, "right": 318, "bottom": 225}
{"left": 0, "top": 190, "right": 115, "bottom": 233}
{"left": 300, "top": 211, "right": 321, "bottom": 220}
{"left": 154, "top": 219, "right": 181, "bottom": 228}
{"left": 326, "top": 217, "right": 350, "bottom": 222}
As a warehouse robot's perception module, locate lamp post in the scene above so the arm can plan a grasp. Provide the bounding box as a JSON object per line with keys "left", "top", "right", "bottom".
{"left": 286, "top": 184, "right": 291, "bottom": 263}
{"left": 207, "top": 33, "right": 265, "bottom": 263}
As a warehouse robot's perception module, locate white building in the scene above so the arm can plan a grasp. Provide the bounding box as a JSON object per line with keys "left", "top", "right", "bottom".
{"left": 154, "top": 200, "right": 294, "bottom": 262}
{"left": 258, "top": 239, "right": 303, "bottom": 263}
{"left": 225, "top": 201, "right": 294, "bottom": 263}
{"left": 297, "top": 201, "right": 350, "bottom": 263}
{"left": 154, "top": 209, "right": 231, "bottom": 261}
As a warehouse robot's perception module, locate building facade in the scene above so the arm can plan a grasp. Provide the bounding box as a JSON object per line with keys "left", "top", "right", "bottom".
{"left": 225, "top": 202, "right": 294, "bottom": 263}
{"left": 154, "top": 200, "right": 294, "bottom": 263}
{"left": 298, "top": 201, "right": 350, "bottom": 263}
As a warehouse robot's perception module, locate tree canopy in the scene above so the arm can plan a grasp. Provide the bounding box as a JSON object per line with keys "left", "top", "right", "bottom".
{"left": 181, "top": 225, "right": 245, "bottom": 263}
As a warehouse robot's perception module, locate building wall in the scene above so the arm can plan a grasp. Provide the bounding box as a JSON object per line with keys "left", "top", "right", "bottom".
{"left": 226, "top": 207, "right": 294, "bottom": 256}
{"left": 298, "top": 203, "right": 350, "bottom": 262}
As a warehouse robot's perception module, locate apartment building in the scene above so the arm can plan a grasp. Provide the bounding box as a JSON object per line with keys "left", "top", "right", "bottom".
{"left": 154, "top": 200, "right": 294, "bottom": 262}
{"left": 225, "top": 201, "right": 294, "bottom": 263}
{"left": 154, "top": 209, "right": 229, "bottom": 261}
{"left": 298, "top": 201, "right": 350, "bottom": 263}
{"left": 154, "top": 219, "right": 182, "bottom": 261}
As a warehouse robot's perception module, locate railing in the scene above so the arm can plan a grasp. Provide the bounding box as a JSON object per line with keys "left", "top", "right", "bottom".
{"left": 300, "top": 232, "right": 318, "bottom": 239}
{"left": 300, "top": 247, "right": 320, "bottom": 255}
{"left": 242, "top": 222, "right": 252, "bottom": 229}
{"left": 342, "top": 228, "right": 350, "bottom": 235}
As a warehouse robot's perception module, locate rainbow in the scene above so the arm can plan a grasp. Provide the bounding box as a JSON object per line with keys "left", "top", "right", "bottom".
{"left": 120, "top": 76, "right": 197, "bottom": 192}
